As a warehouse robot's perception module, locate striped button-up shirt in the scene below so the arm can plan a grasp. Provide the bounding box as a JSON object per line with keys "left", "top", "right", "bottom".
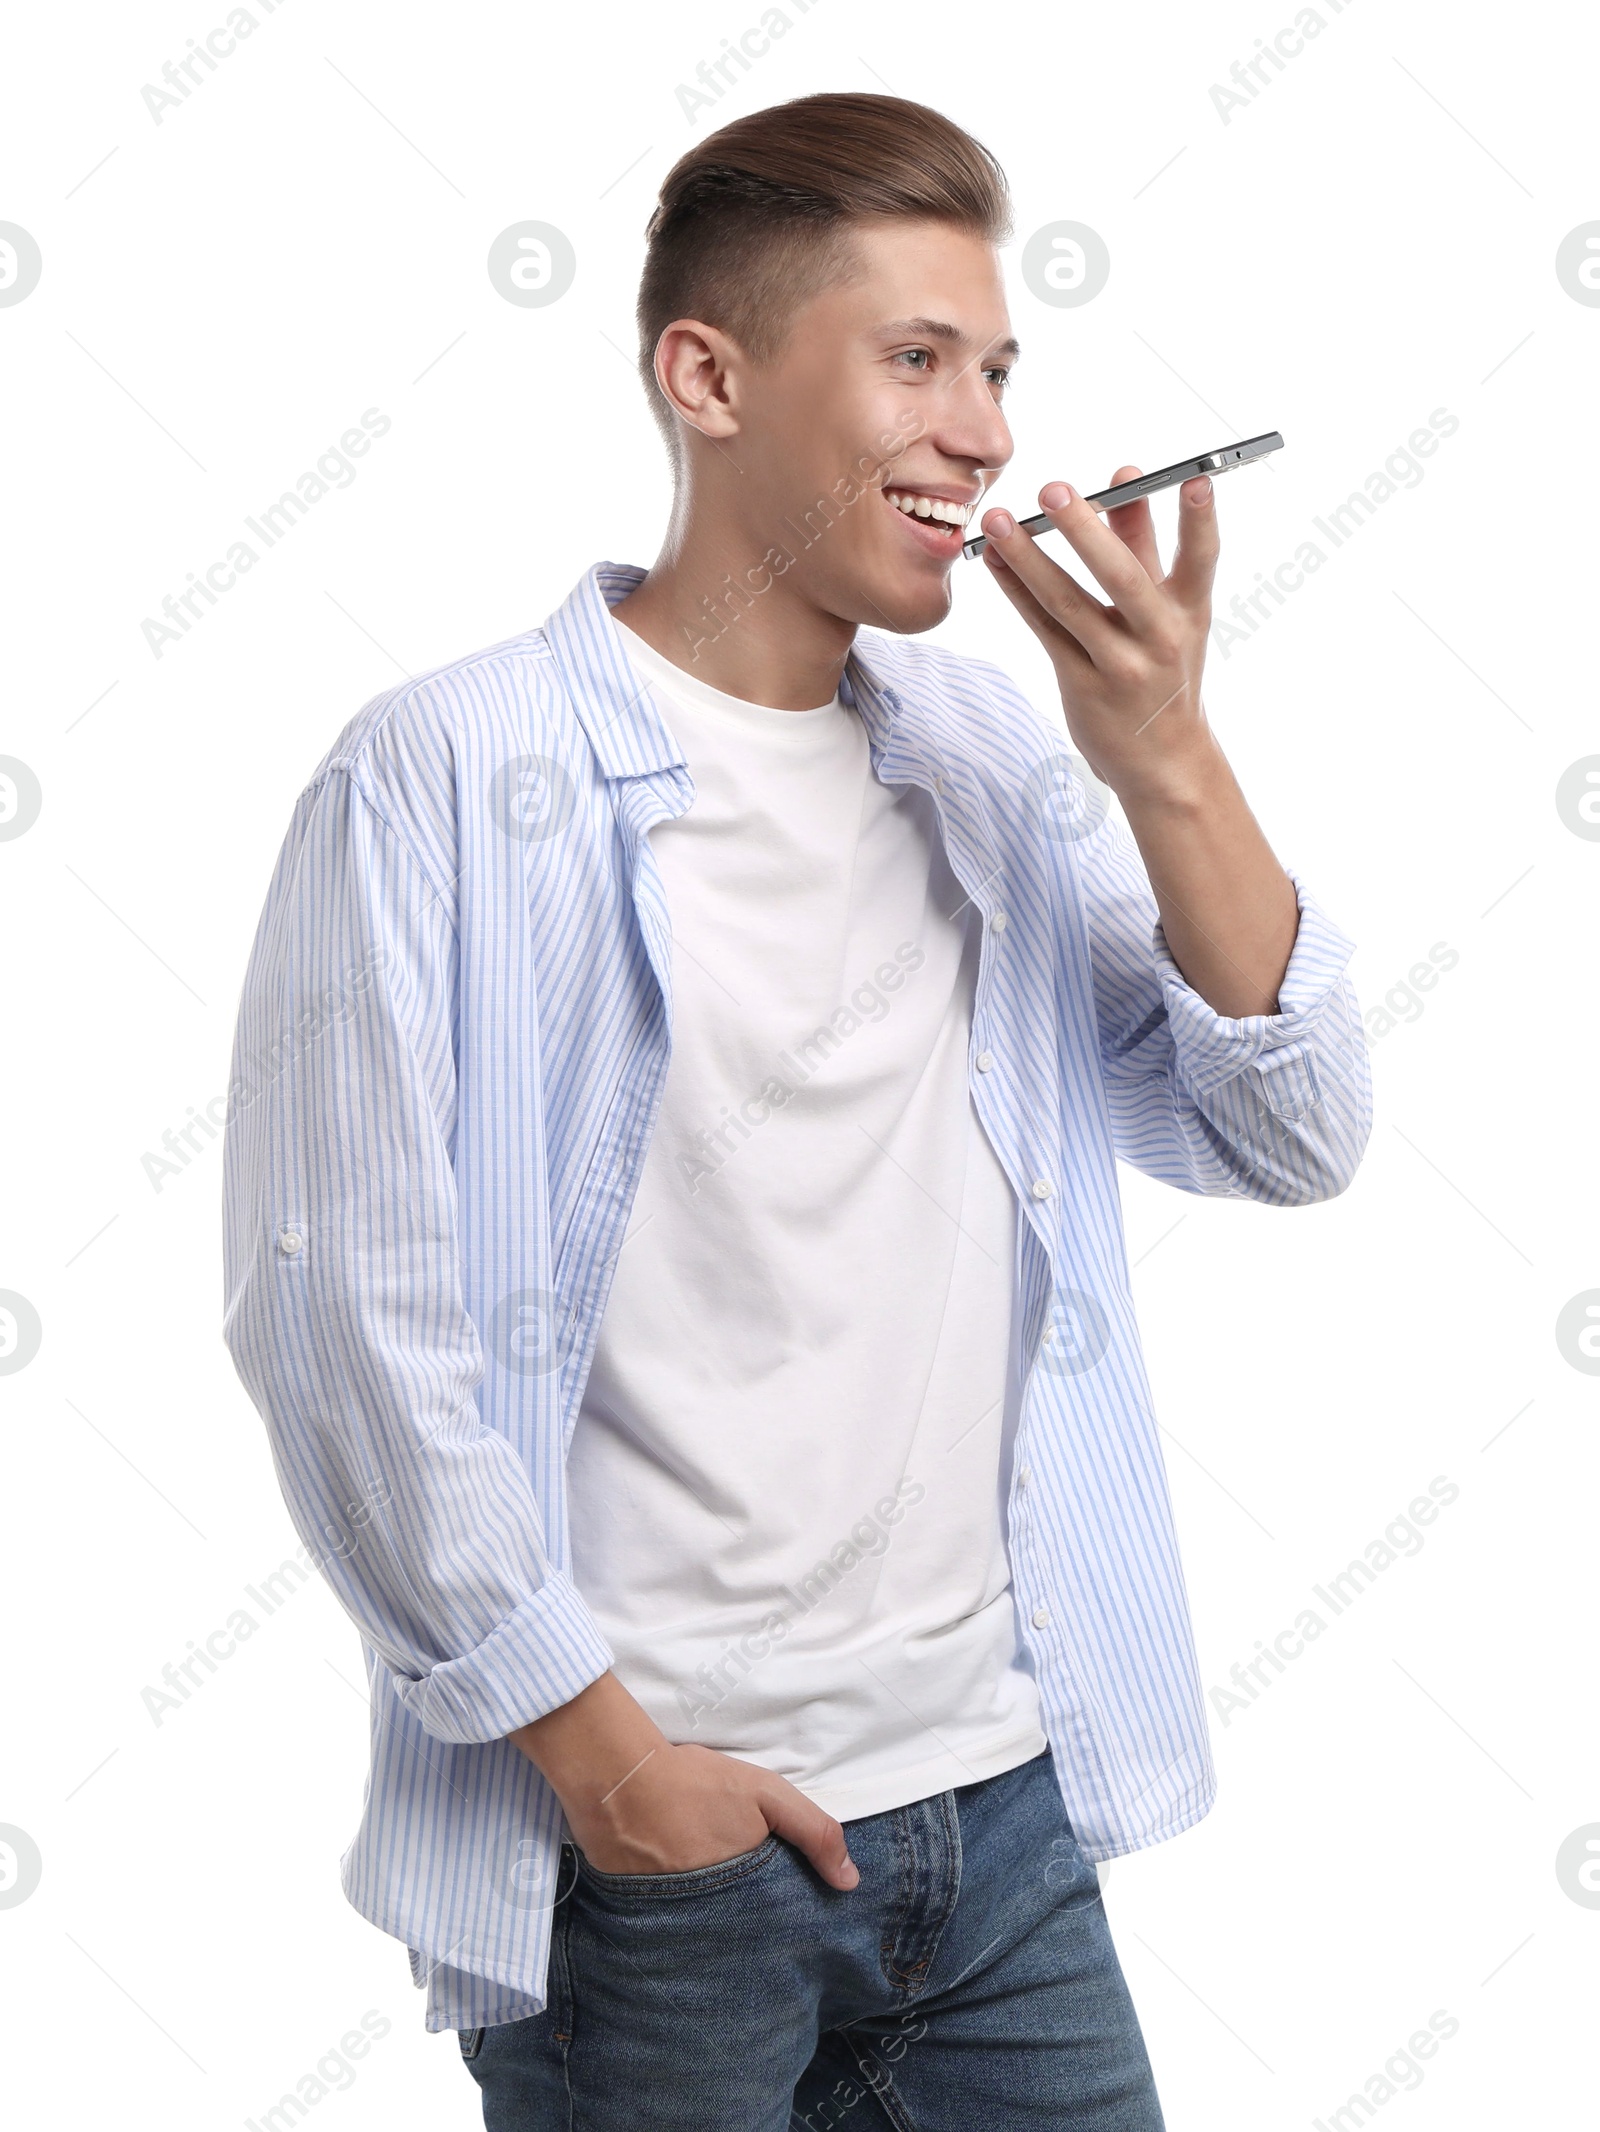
{"left": 221, "top": 560, "right": 1371, "bottom": 2030}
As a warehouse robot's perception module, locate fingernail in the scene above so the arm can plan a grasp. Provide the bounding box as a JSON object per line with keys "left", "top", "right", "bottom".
{"left": 984, "top": 510, "right": 1014, "bottom": 538}
{"left": 1187, "top": 477, "right": 1212, "bottom": 504}
{"left": 1040, "top": 481, "right": 1073, "bottom": 509}
{"left": 841, "top": 1858, "right": 859, "bottom": 1886}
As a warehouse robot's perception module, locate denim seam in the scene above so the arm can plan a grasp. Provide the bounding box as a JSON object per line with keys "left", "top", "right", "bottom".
{"left": 552, "top": 1846, "right": 576, "bottom": 2050}
{"left": 554, "top": 1849, "right": 579, "bottom": 2131}
{"left": 842, "top": 2029, "right": 921, "bottom": 2132}
{"left": 879, "top": 1806, "right": 919, "bottom": 1993}
{"left": 880, "top": 1793, "right": 960, "bottom": 1995}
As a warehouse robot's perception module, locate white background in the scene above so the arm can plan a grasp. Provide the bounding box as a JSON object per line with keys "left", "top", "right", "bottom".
{"left": 2, "top": 1, "right": 1596, "bottom": 2125}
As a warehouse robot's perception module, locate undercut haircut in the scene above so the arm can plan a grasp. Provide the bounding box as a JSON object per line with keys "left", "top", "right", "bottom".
{"left": 636, "top": 92, "right": 1012, "bottom": 459}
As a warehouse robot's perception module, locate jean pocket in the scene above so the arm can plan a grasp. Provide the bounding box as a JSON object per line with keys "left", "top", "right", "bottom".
{"left": 574, "top": 1833, "right": 781, "bottom": 1901}
{"left": 458, "top": 2027, "right": 486, "bottom": 2062}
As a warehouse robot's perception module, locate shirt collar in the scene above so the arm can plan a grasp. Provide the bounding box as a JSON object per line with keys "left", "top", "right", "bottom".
{"left": 542, "top": 562, "right": 907, "bottom": 780}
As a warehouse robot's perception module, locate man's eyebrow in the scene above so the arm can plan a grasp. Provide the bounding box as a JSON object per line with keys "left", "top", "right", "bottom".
{"left": 877, "top": 317, "right": 1022, "bottom": 361}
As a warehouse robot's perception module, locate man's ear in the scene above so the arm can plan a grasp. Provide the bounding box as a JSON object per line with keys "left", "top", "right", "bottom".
{"left": 653, "top": 319, "right": 744, "bottom": 442}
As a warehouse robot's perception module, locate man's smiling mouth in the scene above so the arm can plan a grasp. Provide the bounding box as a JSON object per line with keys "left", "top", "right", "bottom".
{"left": 879, "top": 485, "right": 979, "bottom": 555}
{"left": 881, "top": 487, "right": 976, "bottom": 529}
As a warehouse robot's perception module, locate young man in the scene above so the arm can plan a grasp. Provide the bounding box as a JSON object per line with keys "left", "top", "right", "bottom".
{"left": 223, "top": 93, "right": 1370, "bottom": 2129}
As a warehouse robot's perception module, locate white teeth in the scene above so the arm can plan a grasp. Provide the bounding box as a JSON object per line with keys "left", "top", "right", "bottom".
{"left": 884, "top": 489, "right": 972, "bottom": 527}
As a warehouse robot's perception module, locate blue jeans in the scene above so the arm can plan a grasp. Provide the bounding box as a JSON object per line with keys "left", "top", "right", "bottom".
{"left": 458, "top": 1748, "right": 1166, "bottom": 2129}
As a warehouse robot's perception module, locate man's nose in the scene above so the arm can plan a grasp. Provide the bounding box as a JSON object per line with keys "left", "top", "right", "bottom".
{"left": 929, "top": 376, "right": 1013, "bottom": 480}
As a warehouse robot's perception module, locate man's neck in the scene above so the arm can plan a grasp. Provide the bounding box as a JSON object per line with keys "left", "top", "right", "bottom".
{"left": 612, "top": 524, "right": 857, "bottom": 712}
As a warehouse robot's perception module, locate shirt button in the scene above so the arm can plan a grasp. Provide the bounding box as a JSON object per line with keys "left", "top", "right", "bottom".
{"left": 990, "top": 910, "right": 1008, "bottom": 933}
{"left": 1030, "top": 1178, "right": 1053, "bottom": 1201}
{"left": 1017, "top": 1465, "right": 1032, "bottom": 1489}
{"left": 975, "top": 1051, "right": 994, "bottom": 1073}
{"left": 1032, "top": 1606, "right": 1051, "bottom": 1629}
{"left": 278, "top": 1227, "right": 304, "bottom": 1256}
{"left": 934, "top": 774, "right": 946, "bottom": 795}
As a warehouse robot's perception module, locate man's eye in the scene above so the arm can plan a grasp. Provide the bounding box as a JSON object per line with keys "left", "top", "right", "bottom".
{"left": 984, "top": 365, "right": 1012, "bottom": 390}
{"left": 893, "top": 348, "right": 932, "bottom": 372}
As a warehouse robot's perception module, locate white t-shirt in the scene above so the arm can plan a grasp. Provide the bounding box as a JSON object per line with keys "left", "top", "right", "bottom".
{"left": 565, "top": 618, "right": 1046, "bottom": 1822}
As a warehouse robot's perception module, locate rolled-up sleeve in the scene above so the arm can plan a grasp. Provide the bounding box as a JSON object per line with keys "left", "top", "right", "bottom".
{"left": 1080, "top": 808, "right": 1373, "bottom": 1204}
{"left": 221, "top": 765, "right": 613, "bottom": 1743}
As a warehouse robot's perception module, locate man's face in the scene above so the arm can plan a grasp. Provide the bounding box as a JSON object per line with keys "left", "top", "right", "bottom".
{"left": 728, "top": 219, "right": 1017, "bottom": 635}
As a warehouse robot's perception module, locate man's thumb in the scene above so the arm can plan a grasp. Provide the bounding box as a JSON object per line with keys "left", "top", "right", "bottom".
{"left": 764, "top": 1790, "right": 859, "bottom": 1890}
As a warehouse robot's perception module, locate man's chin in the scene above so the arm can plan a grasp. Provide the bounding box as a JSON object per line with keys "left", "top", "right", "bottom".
{"left": 846, "top": 569, "right": 955, "bottom": 638}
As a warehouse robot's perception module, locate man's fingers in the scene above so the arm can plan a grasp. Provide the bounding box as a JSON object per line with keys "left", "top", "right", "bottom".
{"left": 1104, "top": 464, "right": 1162, "bottom": 582}
{"left": 761, "top": 1785, "right": 859, "bottom": 1890}
{"left": 1032, "top": 481, "right": 1169, "bottom": 636}
{"left": 980, "top": 508, "right": 1110, "bottom": 656}
{"left": 983, "top": 541, "right": 1095, "bottom": 677}
{"left": 1163, "top": 476, "right": 1221, "bottom": 609}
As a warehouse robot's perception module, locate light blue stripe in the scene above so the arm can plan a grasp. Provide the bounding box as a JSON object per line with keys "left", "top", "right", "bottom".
{"left": 221, "top": 561, "right": 1372, "bottom": 2029}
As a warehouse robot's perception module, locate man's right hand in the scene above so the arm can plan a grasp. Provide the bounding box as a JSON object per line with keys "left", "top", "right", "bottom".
{"left": 508, "top": 1671, "right": 859, "bottom": 1890}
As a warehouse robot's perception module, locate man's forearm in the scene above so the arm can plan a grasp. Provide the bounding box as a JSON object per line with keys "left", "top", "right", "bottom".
{"left": 1116, "top": 731, "right": 1300, "bottom": 1021}
{"left": 509, "top": 1670, "right": 666, "bottom": 1812}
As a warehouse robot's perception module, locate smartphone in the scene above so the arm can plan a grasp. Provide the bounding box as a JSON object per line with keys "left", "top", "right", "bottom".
{"left": 960, "top": 431, "right": 1284, "bottom": 558}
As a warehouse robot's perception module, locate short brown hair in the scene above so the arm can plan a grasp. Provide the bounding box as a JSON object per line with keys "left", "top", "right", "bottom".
{"left": 636, "top": 93, "right": 1012, "bottom": 455}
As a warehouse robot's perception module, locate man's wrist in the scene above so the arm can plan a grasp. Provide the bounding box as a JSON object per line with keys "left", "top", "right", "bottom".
{"left": 1108, "top": 725, "right": 1232, "bottom": 822}
{"left": 508, "top": 1670, "right": 668, "bottom": 1825}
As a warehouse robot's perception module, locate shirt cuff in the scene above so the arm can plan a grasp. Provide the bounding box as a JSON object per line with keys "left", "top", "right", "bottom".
{"left": 391, "top": 1570, "right": 615, "bottom": 1744}
{"left": 1150, "top": 867, "right": 1356, "bottom": 1105}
